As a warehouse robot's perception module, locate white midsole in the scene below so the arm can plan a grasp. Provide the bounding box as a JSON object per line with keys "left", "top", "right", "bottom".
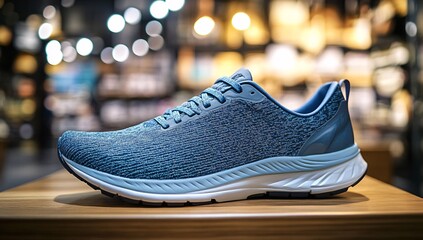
{"left": 67, "top": 153, "right": 367, "bottom": 203}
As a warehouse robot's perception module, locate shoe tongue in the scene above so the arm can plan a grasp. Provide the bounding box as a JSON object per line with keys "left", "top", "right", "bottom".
{"left": 212, "top": 68, "right": 253, "bottom": 91}
{"left": 230, "top": 68, "right": 253, "bottom": 82}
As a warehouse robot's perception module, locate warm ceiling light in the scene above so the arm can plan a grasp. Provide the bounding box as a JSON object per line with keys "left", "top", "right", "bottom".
{"left": 232, "top": 12, "right": 251, "bottom": 31}
{"left": 193, "top": 16, "right": 215, "bottom": 36}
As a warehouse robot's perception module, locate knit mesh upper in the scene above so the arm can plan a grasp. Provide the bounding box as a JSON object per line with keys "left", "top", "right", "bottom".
{"left": 58, "top": 75, "right": 345, "bottom": 180}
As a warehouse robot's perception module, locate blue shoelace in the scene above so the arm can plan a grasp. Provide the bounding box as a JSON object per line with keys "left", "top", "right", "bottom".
{"left": 154, "top": 77, "right": 243, "bottom": 129}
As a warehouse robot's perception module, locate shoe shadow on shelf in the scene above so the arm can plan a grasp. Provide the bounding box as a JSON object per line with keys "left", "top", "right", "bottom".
{"left": 54, "top": 191, "right": 139, "bottom": 208}
{"left": 54, "top": 191, "right": 369, "bottom": 208}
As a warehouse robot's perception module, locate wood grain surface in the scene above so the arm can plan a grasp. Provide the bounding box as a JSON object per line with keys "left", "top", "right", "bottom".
{"left": 0, "top": 170, "right": 422, "bottom": 239}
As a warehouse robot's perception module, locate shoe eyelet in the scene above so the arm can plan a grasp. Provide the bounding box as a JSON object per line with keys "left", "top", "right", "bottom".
{"left": 250, "top": 91, "right": 255, "bottom": 95}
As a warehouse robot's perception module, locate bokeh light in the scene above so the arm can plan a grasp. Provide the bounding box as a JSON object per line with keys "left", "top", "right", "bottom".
{"left": 38, "top": 23, "right": 52, "bottom": 39}
{"left": 124, "top": 7, "right": 141, "bottom": 25}
{"left": 61, "top": 0, "right": 75, "bottom": 8}
{"left": 76, "top": 38, "right": 93, "bottom": 56}
{"left": 193, "top": 16, "right": 215, "bottom": 36}
{"left": 43, "top": 5, "right": 56, "bottom": 19}
{"left": 47, "top": 51, "right": 63, "bottom": 65}
{"left": 166, "top": 0, "right": 184, "bottom": 11}
{"left": 148, "top": 36, "right": 164, "bottom": 51}
{"left": 100, "top": 47, "right": 114, "bottom": 64}
{"left": 46, "top": 40, "right": 63, "bottom": 65}
{"left": 107, "top": 14, "right": 125, "bottom": 33}
{"left": 62, "top": 46, "right": 77, "bottom": 63}
{"left": 232, "top": 12, "right": 251, "bottom": 31}
{"left": 150, "top": 1, "right": 169, "bottom": 19}
{"left": 146, "top": 20, "right": 163, "bottom": 36}
{"left": 112, "top": 44, "right": 129, "bottom": 62}
{"left": 45, "top": 40, "right": 61, "bottom": 55}
{"left": 132, "top": 39, "right": 149, "bottom": 56}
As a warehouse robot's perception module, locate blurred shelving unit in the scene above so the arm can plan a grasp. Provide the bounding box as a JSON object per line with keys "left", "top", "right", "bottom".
{"left": 97, "top": 52, "right": 175, "bottom": 129}
{"left": 0, "top": 1, "right": 48, "bottom": 153}
{"left": 407, "top": 0, "right": 423, "bottom": 195}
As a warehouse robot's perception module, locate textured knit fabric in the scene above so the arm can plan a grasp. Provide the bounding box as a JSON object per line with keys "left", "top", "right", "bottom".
{"left": 58, "top": 70, "right": 345, "bottom": 180}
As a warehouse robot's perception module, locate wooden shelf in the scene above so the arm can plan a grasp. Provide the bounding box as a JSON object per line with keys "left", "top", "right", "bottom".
{"left": 1, "top": 170, "right": 423, "bottom": 239}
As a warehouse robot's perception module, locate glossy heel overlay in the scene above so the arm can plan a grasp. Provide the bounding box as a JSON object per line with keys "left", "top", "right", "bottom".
{"left": 299, "top": 100, "right": 354, "bottom": 155}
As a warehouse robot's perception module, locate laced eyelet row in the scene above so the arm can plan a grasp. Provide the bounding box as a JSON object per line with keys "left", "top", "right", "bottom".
{"left": 154, "top": 77, "right": 243, "bottom": 129}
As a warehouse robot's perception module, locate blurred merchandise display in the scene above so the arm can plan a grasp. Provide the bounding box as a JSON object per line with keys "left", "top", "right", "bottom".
{"left": 45, "top": 61, "right": 100, "bottom": 135}
{"left": 97, "top": 49, "right": 174, "bottom": 128}
{"left": 0, "top": 1, "right": 46, "bottom": 150}
{"left": 0, "top": 0, "right": 421, "bottom": 194}
{"left": 407, "top": 0, "right": 423, "bottom": 195}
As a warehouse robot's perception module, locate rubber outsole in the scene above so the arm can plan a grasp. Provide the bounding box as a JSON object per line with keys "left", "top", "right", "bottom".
{"left": 57, "top": 149, "right": 367, "bottom": 207}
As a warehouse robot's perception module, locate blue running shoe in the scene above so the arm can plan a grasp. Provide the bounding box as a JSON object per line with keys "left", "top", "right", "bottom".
{"left": 57, "top": 69, "right": 367, "bottom": 205}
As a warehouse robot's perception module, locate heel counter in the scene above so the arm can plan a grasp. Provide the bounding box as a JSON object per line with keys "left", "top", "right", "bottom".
{"left": 299, "top": 100, "right": 355, "bottom": 155}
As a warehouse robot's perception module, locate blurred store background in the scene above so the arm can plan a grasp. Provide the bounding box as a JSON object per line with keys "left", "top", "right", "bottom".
{"left": 0, "top": 0, "right": 422, "bottom": 196}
